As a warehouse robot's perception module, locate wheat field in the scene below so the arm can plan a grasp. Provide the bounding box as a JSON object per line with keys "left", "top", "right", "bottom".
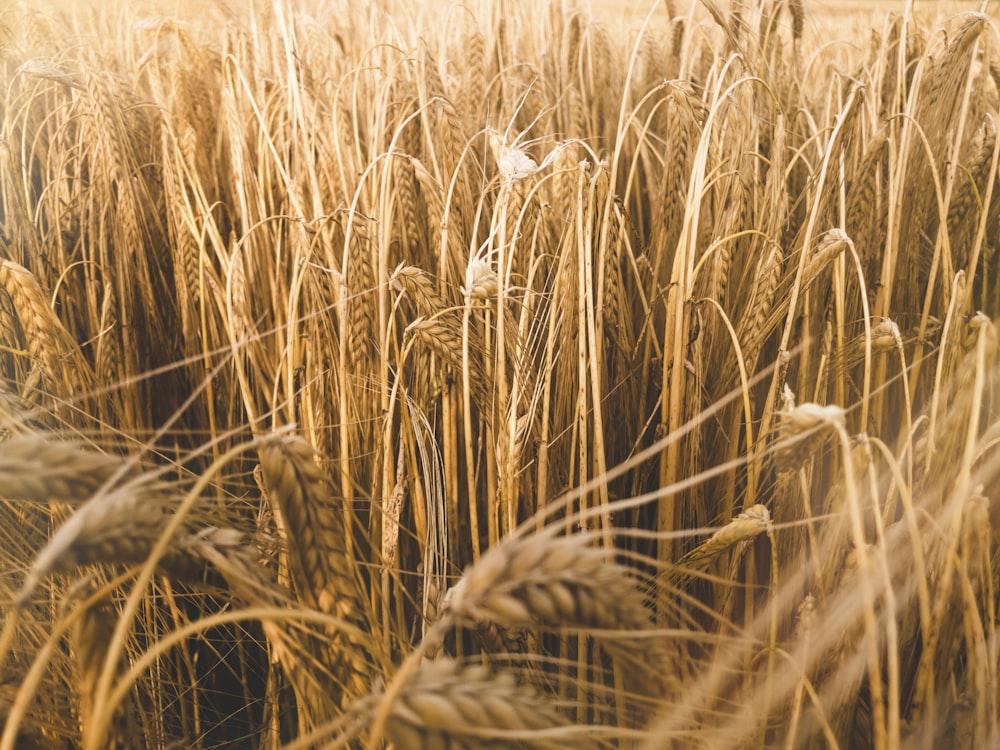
{"left": 1, "top": 0, "right": 1000, "bottom": 747}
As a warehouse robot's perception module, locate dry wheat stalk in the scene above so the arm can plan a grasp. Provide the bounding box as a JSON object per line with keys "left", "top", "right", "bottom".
{"left": 784, "top": 592, "right": 818, "bottom": 745}
{"left": 845, "top": 127, "right": 889, "bottom": 255}
{"left": 191, "top": 523, "right": 363, "bottom": 727}
{"left": 160, "top": 125, "right": 203, "bottom": 344}
{"left": 181, "top": 525, "right": 275, "bottom": 600}
{"left": 72, "top": 593, "right": 122, "bottom": 743}
{"left": 439, "top": 517, "right": 683, "bottom": 702}
{"left": 18, "top": 58, "right": 85, "bottom": 90}
{"left": 670, "top": 16, "right": 685, "bottom": 61}
{"left": 464, "top": 256, "right": 499, "bottom": 303}
{"left": 387, "top": 80, "right": 423, "bottom": 246}
{"left": 227, "top": 246, "right": 250, "bottom": 345}
{"left": 94, "top": 282, "right": 118, "bottom": 390}
{"left": 410, "top": 155, "right": 469, "bottom": 271}
{"left": 789, "top": 0, "right": 805, "bottom": 41}
{"left": 599, "top": 214, "right": 631, "bottom": 365}
{"left": 346, "top": 227, "right": 376, "bottom": 371}
{"left": 739, "top": 239, "right": 783, "bottom": 369}
{"left": 914, "top": 14, "right": 987, "bottom": 160}
{"left": 427, "top": 89, "right": 472, "bottom": 247}
{"left": 868, "top": 318, "right": 901, "bottom": 354}
{"left": 10, "top": 2, "right": 1000, "bottom": 747}
{"left": 393, "top": 149, "right": 423, "bottom": 258}
{"left": 460, "top": 31, "right": 486, "bottom": 120}
{"left": 896, "top": 13, "right": 986, "bottom": 291}
{"left": 0, "top": 382, "right": 38, "bottom": 436}
{"left": 406, "top": 314, "right": 491, "bottom": 412}
{"left": 381, "top": 447, "right": 407, "bottom": 573}
{"left": 946, "top": 118, "right": 998, "bottom": 271}
{"left": 801, "top": 229, "right": 851, "bottom": 291}
{"left": 750, "top": 111, "right": 788, "bottom": 283}
{"left": 656, "top": 82, "right": 703, "bottom": 264}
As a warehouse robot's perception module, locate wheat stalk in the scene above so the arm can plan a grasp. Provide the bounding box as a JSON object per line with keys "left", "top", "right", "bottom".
{"left": 391, "top": 264, "right": 452, "bottom": 315}
{"left": 7, "top": 3, "right": 1000, "bottom": 747}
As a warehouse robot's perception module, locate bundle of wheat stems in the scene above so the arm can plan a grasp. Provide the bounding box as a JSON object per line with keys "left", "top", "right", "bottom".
{"left": 2, "top": 0, "right": 1000, "bottom": 747}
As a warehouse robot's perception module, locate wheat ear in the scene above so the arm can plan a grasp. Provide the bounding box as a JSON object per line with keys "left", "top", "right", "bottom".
{"left": 385, "top": 657, "right": 600, "bottom": 750}
{"left": 444, "top": 531, "right": 650, "bottom": 632}
{"left": 259, "top": 436, "right": 357, "bottom": 616}
{"left": 772, "top": 391, "right": 846, "bottom": 473}
{"left": 677, "top": 504, "right": 771, "bottom": 569}
{"left": 18, "top": 479, "right": 175, "bottom": 605}
{"left": 258, "top": 435, "right": 369, "bottom": 704}
{"left": 0, "top": 260, "right": 95, "bottom": 412}
{"left": 0, "top": 434, "right": 130, "bottom": 504}
{"left": 440, "top": 528, "right": 676, "bottom": 696}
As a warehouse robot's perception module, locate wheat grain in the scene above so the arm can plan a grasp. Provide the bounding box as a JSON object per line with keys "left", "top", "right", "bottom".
{"left": 346, "top": 226, "right": 376, "bottom": 370}
{"left": 390, "top": 264, "right": 450, "bottom": 316}
{"left": 868, "top": 318, "right": 902, "bottom": 354}
{"left": 802, "top": 228, "right": 851, "bottom": 291}
{"left": 464, "top": 256, "right": 499, "bottom": 303}
{"left": 406, "top": 314, "right": 491, "bottom": 412}
{"left": 393, "top": 148, "right": 423, "bottom": 257}
{"left": 72, "top": 593, "right": 121, "bottom": 742}
{"left": 670, "top": 16, "right": 685, "bottom": 61}
{"left": 845, "top": 127, "right": 889, "bottom": 257}
{"left": 94, "top": 283, "right": 119, "bottom": 393}
{"left": 947, "top": 118, "right": 997, "bottom": 271}
{"left": 739, "top": 239, "right": 783, "bottom": 369}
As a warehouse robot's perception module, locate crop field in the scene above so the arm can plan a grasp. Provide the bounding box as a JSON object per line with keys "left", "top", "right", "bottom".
{"left": 2, "top": 0, "right": 1000, "bottom": 747}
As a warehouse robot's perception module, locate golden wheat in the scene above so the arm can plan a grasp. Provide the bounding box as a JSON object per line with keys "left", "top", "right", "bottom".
{"left": 3, "top": 1, "right": 1000, "bottom": 747}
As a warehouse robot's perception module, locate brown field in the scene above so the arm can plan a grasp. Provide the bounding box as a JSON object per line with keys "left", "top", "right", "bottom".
{"left": 2, "top": 0, "right": 1000, "bottom": 748}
